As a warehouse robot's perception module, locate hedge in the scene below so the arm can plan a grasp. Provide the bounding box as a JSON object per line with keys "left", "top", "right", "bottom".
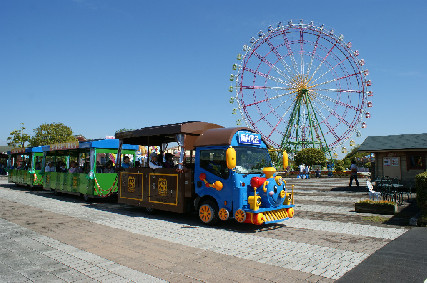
{"left": 415, "top": 171, "right": 427, "bottom": 220}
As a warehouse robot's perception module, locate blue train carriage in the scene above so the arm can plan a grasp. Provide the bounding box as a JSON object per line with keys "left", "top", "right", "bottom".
{"left": 7, "top": 146, "right": 44, "bottom": 187}
{"left": 194, "top": 127, "right": 295, "bottom": 225}
{"left": 41, "top": 139, "right": 138, "bottom": 199}
{"left": 115, "top": 121, "right": 294, "bottom": 225}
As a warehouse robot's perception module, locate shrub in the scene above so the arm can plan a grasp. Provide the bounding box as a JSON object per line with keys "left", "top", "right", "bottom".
{"left": 357, "top": 199, "right": 396, "bottom": 206}
{"left": 415, "top": 171, "right": 427, "bottom": 218}
{"left": 334, "top": 160, "right": 345, "bottom": 172}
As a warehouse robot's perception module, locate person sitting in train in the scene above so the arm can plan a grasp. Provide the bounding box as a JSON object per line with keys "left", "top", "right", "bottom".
{"left": 45, "top": 162, "right": 56, "bottom": 172}
{"left": 96, "top": 161, "right": 103, "bottom": 173}
{"left": 103, "top": 161, "right": 115, "bottom": 173}
{"left": 35, "top": 162, "right": 41, "bottom": 170}
{"left": 68, "top": 161, "right": 80, "bottom": 173}
{"left": 18, "top": 162, "right": 27, "bottom": 170}
{"left": 122, "top": 156, "right": 131, "bottom": 168}
{"left": 149, "top": 152, "right": 162, "bottom": 169}
{"left": 58, "top": 162, "right": 67, "bottom": 173}
{"left": 163, "top": 153, "right": 175, "bottom": 168}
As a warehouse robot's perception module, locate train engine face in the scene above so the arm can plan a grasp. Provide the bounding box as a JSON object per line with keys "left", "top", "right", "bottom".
{"left": 264, "top": 176, "right": 287, "bottom": 207}
{"left": 249, "top": 170, "right": 286, "bottom": 209}
{"left": 244, "top": 167, "right": 294, "bottom": 225}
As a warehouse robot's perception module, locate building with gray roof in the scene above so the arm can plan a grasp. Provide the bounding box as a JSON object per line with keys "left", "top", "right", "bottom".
{"left": 359, "top": 133, "right": 427, "bottom": 186}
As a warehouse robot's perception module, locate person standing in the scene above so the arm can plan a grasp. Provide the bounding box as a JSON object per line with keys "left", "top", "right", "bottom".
{"left": 349, "top": 160, "right": 359, "bottom": 188}
{"left": 298, "top": 164, "right": 305, "bottom": 179}
{"left": 304, "top": 165, "right": 310, "bottom": 179}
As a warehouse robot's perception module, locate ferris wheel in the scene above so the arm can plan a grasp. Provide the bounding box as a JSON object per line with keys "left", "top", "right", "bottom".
{"left": 229, "top": 20, "right": 373, "bottom": 158}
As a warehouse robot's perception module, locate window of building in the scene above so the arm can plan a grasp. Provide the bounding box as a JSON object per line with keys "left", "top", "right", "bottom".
{"left": 407, "top": 153, "right": 425, "bottom": 170}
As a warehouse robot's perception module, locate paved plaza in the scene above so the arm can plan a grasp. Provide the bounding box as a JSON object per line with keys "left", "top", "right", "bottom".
{"left": 0, "top": 177, "right": 425, "bottom": 282}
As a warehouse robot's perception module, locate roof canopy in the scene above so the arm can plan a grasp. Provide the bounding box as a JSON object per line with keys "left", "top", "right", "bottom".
{"left": 359, "top": 133, "right": 427, "bottom": 152}
{"left": 194, "top": 127, "right": 259, "bottom": 147}
{"left": 115, "top": 121, "right": 223, "bottom": 149}
{"left": 25, "top": 146, "right": 43, "bottom": 153}
{"left": 42, "top": 139, "right": 138, "bottom": 152}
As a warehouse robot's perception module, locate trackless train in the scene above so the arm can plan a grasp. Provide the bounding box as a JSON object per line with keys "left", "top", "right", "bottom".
{"left": 7, "top": 121, "right": 295, "bottom": 225}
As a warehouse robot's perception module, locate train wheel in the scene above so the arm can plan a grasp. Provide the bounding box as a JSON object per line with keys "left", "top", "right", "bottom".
{"left": 199, "top": 200, "right": 218, "bottom": 225}
{"left": 234, "top": 209, "right": 246, "bottom": 223}
{"left": 218, "top": 208, "right": 229, "bottom": 221}
{"left": 145, "top": 207, "right": 155, "bottom": 214}
{"left": 82, "top": 194, "right": 90, "bottom": 202}
{"left": 287, "top": 207, "right": 294, "bottom": 218}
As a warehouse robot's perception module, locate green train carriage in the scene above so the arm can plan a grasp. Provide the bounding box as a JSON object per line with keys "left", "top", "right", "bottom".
{"left": 41, "top": 139, "right": 138, "bottom": 200}
{"left": 7, "top": 147, "right": 44, "bottom": 187}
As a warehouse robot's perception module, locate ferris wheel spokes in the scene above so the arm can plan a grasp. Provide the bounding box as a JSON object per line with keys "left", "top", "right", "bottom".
{"left": 307, "top": 40, "right": 340, "bottom": 82}
{"left": 314, "top": 92, "right": 359, "bottom": 111}
{"left": 250, "top": 50, "right": 294, "bottom": 81}
{"left": 309, "top": 54, "right": 355, "bottom": 85}
{"left": 306, "top": 31, "right": 322, "bottom": 76}
{"left": 263, "top": 37, "right": 298, "bottom": 79}
{"left": 311, "top": 97, "right": 352, "bottom": 128}
{"left": 311, "top": 88, "right": 363, "bottom": 94}
{"left": 243, "top": 89, "right": 296, "bottom": 107}
{"left": 310, "top": 72, "right": 360, "bottom": 89}
{"left": 299, "top": 30, "right": 305, "bottom": 75}
{"left": 311, "top": 106, "right": 340, "bottom": 141}
{"left": 264, "top": 102, "right": 296, "bottom": 140}
{"left": 243, "top": 67, "right": 287, "bottom": 85}
{"left": 280, "top": 31, "right": 301, "bottom": 75}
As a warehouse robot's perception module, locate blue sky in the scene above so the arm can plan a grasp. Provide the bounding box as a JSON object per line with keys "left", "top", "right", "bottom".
{"left": 1, "top": 0, "right": 426, "bottom": 156}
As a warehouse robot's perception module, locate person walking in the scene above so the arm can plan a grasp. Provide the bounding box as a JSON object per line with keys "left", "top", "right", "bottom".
{"left": 298, "top": 164, "right": 305, "bottom": 179}
{"left": 304, "top": 165, "right": 310, "bottom": 179}
{"left": 349, "top": 160, "right": 359, "bottom": 188}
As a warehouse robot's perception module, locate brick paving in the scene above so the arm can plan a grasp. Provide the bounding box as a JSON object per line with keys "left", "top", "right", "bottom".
{"left": 0, "top": 178, "right": 411, "bottom": 282}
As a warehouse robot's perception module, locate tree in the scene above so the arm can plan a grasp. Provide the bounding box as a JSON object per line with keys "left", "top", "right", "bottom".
{"left": 30, "top": 123, "right": 77, "bottom": 146}
{"left": 343, "top": 145, "right": 370, "bottom": 167}
{"left": 7, "top": 123, "right": 30, "bottom": 148}
{"left": 115, "top": 128, "right": 135, "bottom": 133}
{"left": 294, "top": 148, "right": 327, "bottom": 167}
{"left": 268, "top": 150, "right": 283, "bottom": 170}
{"left": 334, "top": 159, "right": 345, "bottom": 171}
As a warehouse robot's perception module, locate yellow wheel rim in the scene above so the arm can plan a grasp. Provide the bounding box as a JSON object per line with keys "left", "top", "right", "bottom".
{"left": 235, "top": 209, "right": 246, "bottom": 223}
{"left": 218, "top": 208, "right": 229, "bottom": 221}
{"left": 287, "top": 207, "right": 294, "bottom": 218}
{"left": 199, "top": 205, "right": 213, "bottom": 223}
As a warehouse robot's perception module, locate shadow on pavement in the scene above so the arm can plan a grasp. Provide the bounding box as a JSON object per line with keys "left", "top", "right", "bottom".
{"left": 3, "top": 182, "right": 285, "bottom": 234}
{"left": 384, "top": 200, "right": 419, "bottom": 226}
{"left": 330, "top": 186, "right": 368, "bottom": 192}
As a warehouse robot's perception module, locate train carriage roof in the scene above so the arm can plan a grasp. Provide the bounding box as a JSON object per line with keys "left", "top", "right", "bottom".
{"left": 194, "top": 127, "right": 269, "bottom": 147}
{"left": 115, "top": 121, "right": 223, "bottom": 148}
{"left": 24, "top": 146, "right": 43, "bottom": 153}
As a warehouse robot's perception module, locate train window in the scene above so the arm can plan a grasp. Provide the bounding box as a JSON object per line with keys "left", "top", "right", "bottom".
{"left": 121, "top": 154, "right": 134, "bottom": 168}
{"left": 34, "top": 156, "right": 43, "bottom": 170}
{"left": 200, "top": 149, "right": 229, "bottom": 179}
{"left": 96, "top": 152, "right": 116, "bottom": 173}
{"left": 235, "top": 147, "right": 271, "bottom": 174}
